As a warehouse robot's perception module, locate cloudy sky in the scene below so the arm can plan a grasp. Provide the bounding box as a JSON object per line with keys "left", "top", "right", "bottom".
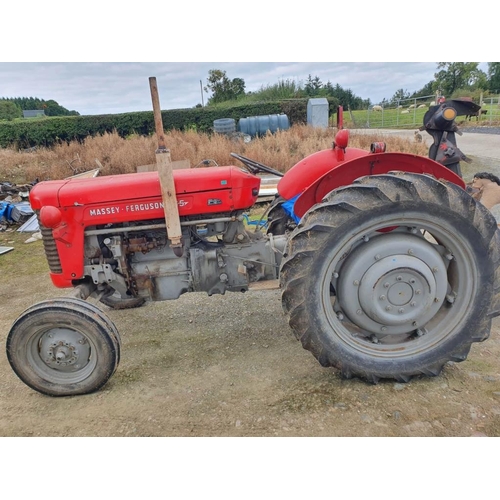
{"left": 1, "top": 3, "right": 493, "bottom": 118}
{"left": 0, "top": 61, "right": 491, "bottom": 116}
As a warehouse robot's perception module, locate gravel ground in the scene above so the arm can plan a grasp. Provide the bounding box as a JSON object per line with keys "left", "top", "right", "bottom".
{"left": 2, "top": 129, "right": 500, "bottom": 442}
{"left": 352, "top": 128, "right": 500, "bottom": 181}
{"left": 463, "top": 127, "right": 500, "bottom": 135}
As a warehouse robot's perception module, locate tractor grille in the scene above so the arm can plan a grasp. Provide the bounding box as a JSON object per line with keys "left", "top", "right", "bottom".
{"left": 36, "top": 212, "right": 62, "bottom": 274}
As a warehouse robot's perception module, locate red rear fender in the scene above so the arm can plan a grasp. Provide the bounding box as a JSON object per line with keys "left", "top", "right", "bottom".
{"left": 278, "top": 147, "right": 369, "bottom": 200}
{"left": 294, "top": 152, "right": 466, "bottom": 219}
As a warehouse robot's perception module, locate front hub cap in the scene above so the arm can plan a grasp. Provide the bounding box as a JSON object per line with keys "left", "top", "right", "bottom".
{"left": 39, "top": 328, "right": 91, "bottom": 372}
{"left": 337, "top": 232, "right": 448, "bottom": 335}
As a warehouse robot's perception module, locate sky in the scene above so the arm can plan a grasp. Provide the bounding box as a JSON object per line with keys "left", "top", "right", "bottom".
{"left": 0, "top": 61, "right": 482, "bottom": 115}
{"left": 1, "top": 2, "right": 494, "bottom": 118}
{"left": 0, "top": 61, "right": 491, "bottom": 116}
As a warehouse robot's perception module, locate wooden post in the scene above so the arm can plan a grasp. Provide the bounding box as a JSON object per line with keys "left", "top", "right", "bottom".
{"left": 149, "top": 77, "right": 183, "bottom": 257}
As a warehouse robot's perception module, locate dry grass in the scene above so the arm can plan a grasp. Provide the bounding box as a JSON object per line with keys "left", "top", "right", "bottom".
{"left": 0, "top": 125, "right": 428, "bottom": 184}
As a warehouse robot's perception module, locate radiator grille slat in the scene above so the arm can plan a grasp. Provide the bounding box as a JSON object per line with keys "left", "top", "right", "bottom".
{"left": 36, "top": 213, "right": 62, "bottom": 273}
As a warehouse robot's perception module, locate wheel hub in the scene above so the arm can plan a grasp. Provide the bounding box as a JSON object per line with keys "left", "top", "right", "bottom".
{"left": 336, "top": 232, "right": 448, "bottom": 335}
{"left": 39, "top": 328, "right": 91, "bottom": 372}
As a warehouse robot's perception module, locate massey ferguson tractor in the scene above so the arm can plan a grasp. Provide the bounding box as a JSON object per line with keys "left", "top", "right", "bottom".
{"left": 6, "top": 79, "right": 500, "bottom": 396}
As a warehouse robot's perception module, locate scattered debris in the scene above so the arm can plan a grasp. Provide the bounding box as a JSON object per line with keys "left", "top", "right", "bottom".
{"left": 24, "top": 231, "right": 43, "bottom": 244}
{"left": 0, "top": 246, "right": 14, "bottom": 255}
{"left": 17, "top": 214, "right": 39, "bottom": 232}
{"left": 0, "top": 180, "right": 37, "bottom": 201}
{"left": 67, "top": 168, "right": 100, "bottom": 179}
{"left": 1, "top": 200, "right": 34, "bottom": 231}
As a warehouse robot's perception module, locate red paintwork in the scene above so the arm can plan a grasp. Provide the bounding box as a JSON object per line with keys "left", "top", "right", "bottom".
{"left": 31, "top": 166, "right": 260, "bottom": 214}
{"left": 39, "top": 206, "right": 62, "bottom": 228}
{"left": 335, "top": 129, "right": 349, "bottom": 149}
{"left": 30, "top": 166, "right": 260, "bottom": 288}
{"left": 293, "top": 151, "right": 466, "bottom": 218}
{"left": 30, "top": 140, "right": 468, "bottom": 290}
{"left": 278, "top": 147, "right": 370, "bottom": 200}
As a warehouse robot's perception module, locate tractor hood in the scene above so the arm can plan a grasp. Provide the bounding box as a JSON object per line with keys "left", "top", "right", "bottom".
{"left": 30, "top": 166, "right": 260, "bottom": 211}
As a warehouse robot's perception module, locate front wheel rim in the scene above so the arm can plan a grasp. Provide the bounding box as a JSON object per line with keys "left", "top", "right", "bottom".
{"left": 27, "top": 326, "right": 97, "bottom": 384}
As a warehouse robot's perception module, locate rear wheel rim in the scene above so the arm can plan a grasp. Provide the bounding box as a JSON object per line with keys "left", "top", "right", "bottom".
{"left": 323, "top": 215, "right": 476, "bottom": 359}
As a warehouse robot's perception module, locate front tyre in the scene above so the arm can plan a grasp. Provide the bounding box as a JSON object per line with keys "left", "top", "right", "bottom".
{"left": 6, "top": 298, "right": 120, "bottom": 396}
{"left": 280, "top": 172, "right": 500, "bottom": 383}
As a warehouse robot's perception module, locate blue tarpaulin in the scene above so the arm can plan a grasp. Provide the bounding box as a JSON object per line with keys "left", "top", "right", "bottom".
{"left": 0, "top": 201, "right": 34, "bottom": 224}
{"left": 0, "top": 201, "right": 14, "bottom": 222}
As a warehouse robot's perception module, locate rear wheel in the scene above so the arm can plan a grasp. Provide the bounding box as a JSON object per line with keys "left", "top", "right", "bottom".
{"left": 280, "top": 172, "right": 500, "bottom": 382}
{"left": 7, "top": 298, "right": 120, "bottom": 396}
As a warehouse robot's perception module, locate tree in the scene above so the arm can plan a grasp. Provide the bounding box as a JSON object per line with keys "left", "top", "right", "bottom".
{"left": 0, "top": 100, "right": 22, "bottom": 121}
{"left": 390, "top": 88, "right": 411, "bottom": 104}
{"left": 0, "top": 96, "right": 79, "bottom": 116}
{"left": 304, "top": 74, "right": 322, "bottom": 96}
{"left": 204, "top": 69, "right": 246, "bottom": 105}
{"left": 411, "top": 80, "right": 436, "bottom": 99}
{"left": 434, "top": 62, "right": 488, "bottom": 96}
{"left": 488, "top": 62, "right": 500, "bottom": 93}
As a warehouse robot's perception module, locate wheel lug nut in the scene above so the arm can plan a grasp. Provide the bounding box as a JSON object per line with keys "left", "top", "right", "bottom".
{"left": 374, "top": 254, "right": 381, "bottom": 260}
{"left": 410, "top": 301, "right": 416, "bottom": 307}
{"left": 353, "top": 280, "right": 359, "bottom": 286}
{"left": 384, "top": 282, "right": 389, "bottom": 288}
{"left": 434, "top": 297, "right": 440, "bottom": 302}
{"left": 396, "top": 275, "right": 402, "bottom": 281}
{"left": 408, "top": 249, "right": 413, "bottom": 255}
{"left": 381, "top": 327, "right": 387, "bottom": 332}
{"left": 398, "top": 308, "right": 404, "bottom": 314}
{"left": 410, "top": 279, "right": 416, "bottom": 284}
{"left": 356, "top": 309, "right": 363, "bottom": 315}
{"left": 385, "top": 305, "right": 392, "bottom": 311}
{"left": 432, "top": 267, "right": 438, "bottom": 273}
{"left": 337, "top": 312, "right": 344, "bottom": 320}
{"left": 379, "top": 295, "right": 386, "bottom": 301}
{"left": 416, "top": 289, "right": 421, "bottom": 295}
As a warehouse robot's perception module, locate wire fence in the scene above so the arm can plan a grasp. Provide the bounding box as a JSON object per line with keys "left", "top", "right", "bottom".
{"left": 480, "top": 96, "right": 500, "bottom": 125}
{"left": 358, "top": 94, "right": 500, "bottom": 129}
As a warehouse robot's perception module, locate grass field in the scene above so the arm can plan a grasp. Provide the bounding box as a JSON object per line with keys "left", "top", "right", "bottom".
{"left": 344, "top": 105, "right": 500, "bottom": 129}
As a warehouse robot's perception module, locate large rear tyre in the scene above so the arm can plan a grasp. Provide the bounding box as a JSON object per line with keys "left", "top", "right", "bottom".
{"left": 280, "top": 172, "right": 500, "bottom": 383}
{"left": 6, "top": 298, "right": 120, "bottom": 396}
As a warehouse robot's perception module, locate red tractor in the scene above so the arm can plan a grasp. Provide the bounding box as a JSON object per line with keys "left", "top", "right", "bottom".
{"left": 6, "top": 81, "right": 499, "bottom": 396}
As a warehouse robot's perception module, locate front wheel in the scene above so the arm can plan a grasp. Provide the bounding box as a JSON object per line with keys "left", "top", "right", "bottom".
{"left": 280, "top": 172, "right": 500, "bottom": 383}
{"left": 6, "top": 298, "right": 120, "bottom": 396}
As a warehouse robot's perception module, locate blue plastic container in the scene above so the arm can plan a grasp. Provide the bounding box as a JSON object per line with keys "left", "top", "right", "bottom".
{"left": 238, "top": 114, "right": 289, "bottom": 137}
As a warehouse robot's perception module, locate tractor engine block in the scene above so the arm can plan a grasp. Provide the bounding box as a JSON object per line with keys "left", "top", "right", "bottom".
{"left": 83, "top": 216, "right": 286, "bottom": 301}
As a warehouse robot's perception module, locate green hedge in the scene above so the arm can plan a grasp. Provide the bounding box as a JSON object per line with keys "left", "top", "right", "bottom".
{"left": 0, "top": 98, "right": 339, "bottom": 149}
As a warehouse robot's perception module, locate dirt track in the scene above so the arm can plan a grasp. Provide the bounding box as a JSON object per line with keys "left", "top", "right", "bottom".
{"left": 2, "top": 229, "right": 500, "bottom": 437}
{"left": 2, "top": 130, "right": 500, "bottom": 437}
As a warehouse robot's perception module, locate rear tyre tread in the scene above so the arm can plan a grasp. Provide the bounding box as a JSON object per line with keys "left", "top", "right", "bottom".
{"left": 281, "top": 173, "right": 499, "bottom": 383}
